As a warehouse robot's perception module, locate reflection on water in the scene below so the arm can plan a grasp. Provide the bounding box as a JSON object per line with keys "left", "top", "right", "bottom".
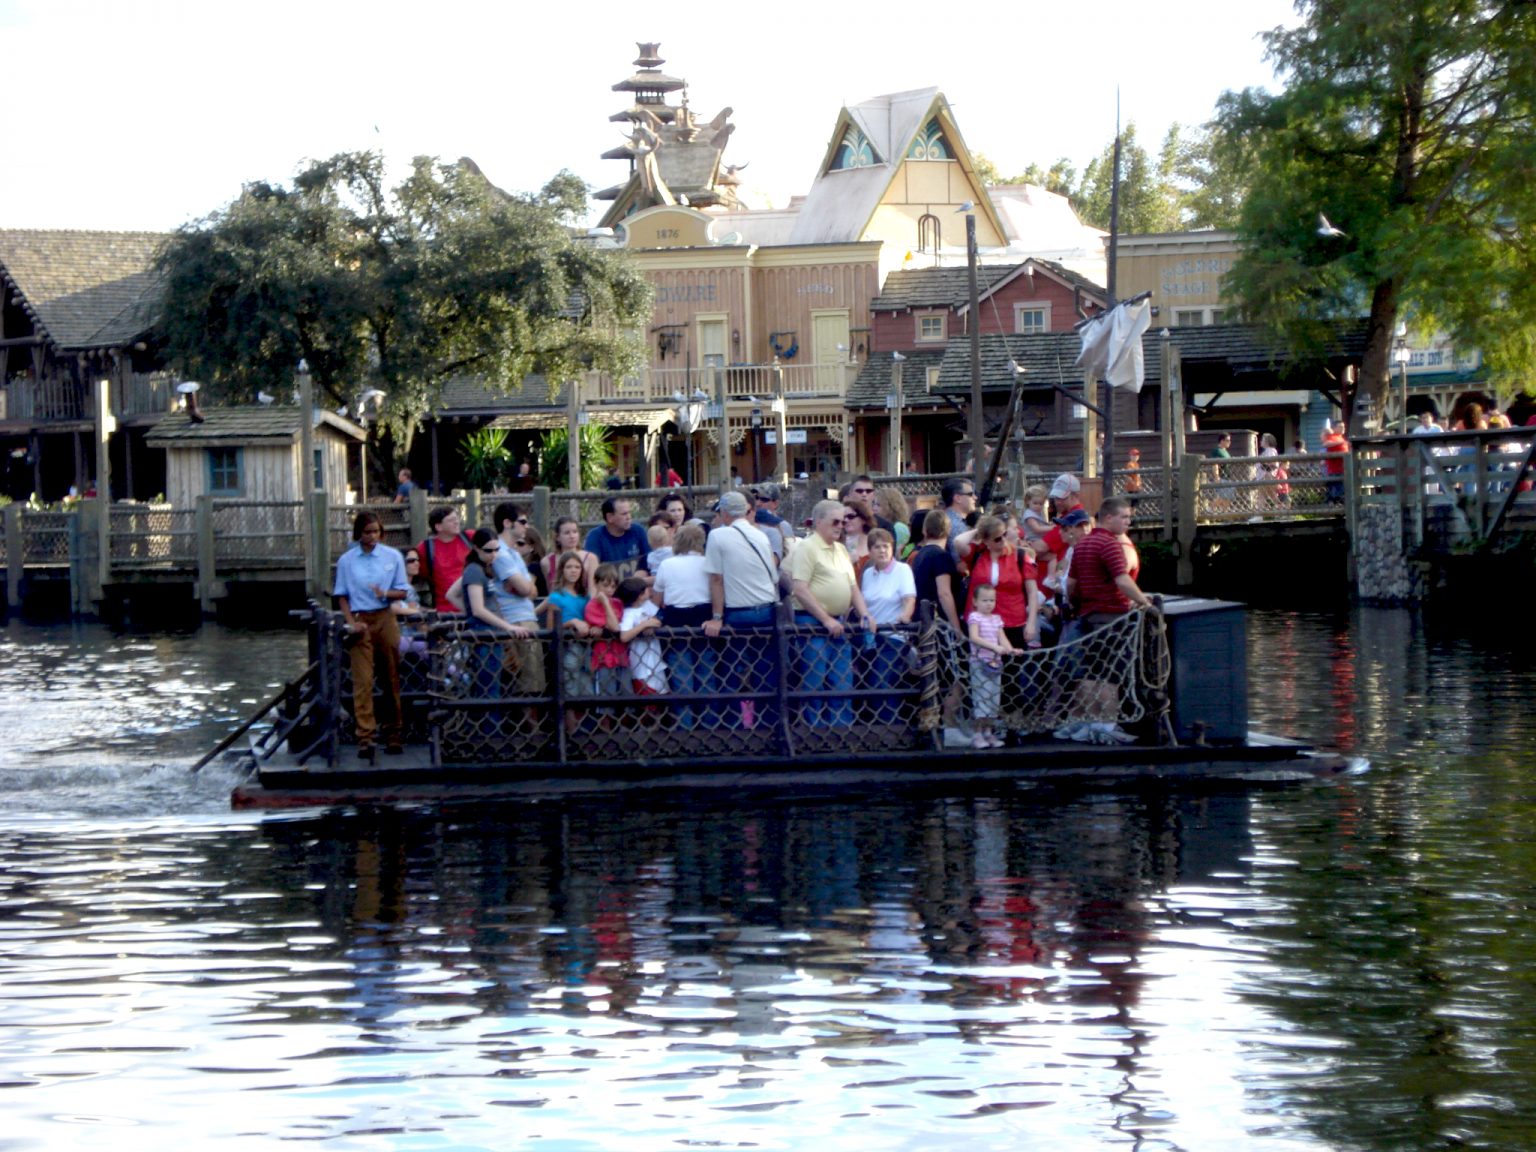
{"left": 1, "top": 609, "right": 1535, "bottom": 1148}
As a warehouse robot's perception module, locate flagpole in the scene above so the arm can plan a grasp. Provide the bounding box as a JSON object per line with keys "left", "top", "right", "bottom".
{"left": 1102, "top": 116, "right": 1122, "bottom": 493}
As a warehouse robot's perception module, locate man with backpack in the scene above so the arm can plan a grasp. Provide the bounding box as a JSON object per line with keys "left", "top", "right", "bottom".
{"left": 415, "top": 506, "right": 472, "bottom": 613}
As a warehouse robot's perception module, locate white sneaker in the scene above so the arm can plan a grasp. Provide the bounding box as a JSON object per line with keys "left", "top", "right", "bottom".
{"left": 972, "top": 734, "right": 990, "bottom": 750}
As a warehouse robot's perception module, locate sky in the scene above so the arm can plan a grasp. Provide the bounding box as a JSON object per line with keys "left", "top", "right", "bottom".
{"left": 0, "top": 0, "right": 1299, "bottom": 233}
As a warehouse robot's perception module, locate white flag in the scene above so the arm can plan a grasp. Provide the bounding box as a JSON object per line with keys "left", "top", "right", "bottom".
{"left": 1075, "top": 298, "right": 1152, "bottom": 394}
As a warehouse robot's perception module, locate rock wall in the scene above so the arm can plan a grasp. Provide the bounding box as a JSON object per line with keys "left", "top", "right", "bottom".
{"left": 1354, "top": 503, "right": 1423, "bottom": 603}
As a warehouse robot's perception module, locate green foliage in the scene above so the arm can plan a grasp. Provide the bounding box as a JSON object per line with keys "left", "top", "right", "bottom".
{"left": 460, "top": 426, "right": 513, "bottom": 490}
{"left": 1216, "top": 0, "right": 1536, "bottom": 410}
{"left": 1073, "top": 123, "right": 1183, "bottom": 234}
{"left": 537, "top": 425, "right": 614, "bottom": 490}
{"left": 153, "top": 152, "right": 651, "bottom": 432}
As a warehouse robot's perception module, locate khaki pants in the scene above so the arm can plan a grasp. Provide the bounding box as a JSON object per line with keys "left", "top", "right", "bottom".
{"left": 350, "top": 609, "right": 402, "bottom": 747}
{"left": 503, "top": 636, "right": 547, "bottom": 696}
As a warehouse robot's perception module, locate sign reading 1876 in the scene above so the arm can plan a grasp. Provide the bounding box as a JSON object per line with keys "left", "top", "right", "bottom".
{"left": 656, "top": 283, "right": 718, "bottom": 304}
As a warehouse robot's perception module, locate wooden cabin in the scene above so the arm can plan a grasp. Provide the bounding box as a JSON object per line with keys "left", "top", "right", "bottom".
{"left": 145, "top": 406, "right": 363, "bottom": 507}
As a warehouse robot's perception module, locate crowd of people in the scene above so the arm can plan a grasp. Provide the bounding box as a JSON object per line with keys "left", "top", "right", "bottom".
{"left": 330, "top": 471, "right": 1162, "bottom": 759}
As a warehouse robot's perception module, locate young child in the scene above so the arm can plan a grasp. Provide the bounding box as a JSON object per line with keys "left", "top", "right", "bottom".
{"left": 966, "top": 583, "right": 1017, "bottom": 749}
{"left": 617, "top": 575, "right": 667, "bottom": 704}
{"left": 646, "top": 522, "right": 675, "bottom": 573}
{"left": 539, "top": 551, "right": 591, "bottom": 731}
{"left": 1021, "top": 484, "right": 1058, "bottom": 595}
{"left": 584, "top": 564, "right": 633, "bottom": 714}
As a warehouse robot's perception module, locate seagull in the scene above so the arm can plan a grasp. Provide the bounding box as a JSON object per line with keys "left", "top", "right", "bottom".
{"left": 892, "top": 350, "right": 907, "bottom": 361}
{"left": 336, "top": 405, "right": 348, "bottom": 416}
{"left": 1317, "top": 213, "right": 1347, "bottom": 238}
{"left": 257, "top": 390, "right": 275, "bottom": 405}
{"left": 1008, "top": 360, "right": 1027, "bottom": 375}
{"left": 955, "top": 200, "right": 975, "bottom": 214}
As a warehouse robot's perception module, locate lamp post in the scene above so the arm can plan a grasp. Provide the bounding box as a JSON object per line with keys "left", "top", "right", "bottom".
{"left": 749, "top": 399, "right": 763, "bottom": 481}
{"left": 356, "top": 388, "right": 386, "bottom": 502}
{"left": 1394, "top": 326, "right": 1412, "bottom": 432}
{"left": 671, "top": 390, "right": 708, "bottom": 487}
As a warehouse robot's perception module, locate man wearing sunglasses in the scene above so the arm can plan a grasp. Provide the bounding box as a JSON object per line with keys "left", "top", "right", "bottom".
{"left": 490, "top": 501, "right": 544, "bottom": 695}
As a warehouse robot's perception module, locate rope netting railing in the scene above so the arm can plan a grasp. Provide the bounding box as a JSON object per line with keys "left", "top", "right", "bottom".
{"left": 929, "top": 609, "right": 1170, "bottom": 743}
{"left": 314, "top": 603, "right": 1172, "bottom": 767}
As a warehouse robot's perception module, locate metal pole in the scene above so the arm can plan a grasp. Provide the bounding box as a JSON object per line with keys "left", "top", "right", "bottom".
{"left": 1102, "top": 132, "right": 1122, "bottom": 488}
{"left": 774, "top": 360, "right": 789, "bottom": 484}
{"left": 966, "top": 213, "right": 984, "bottom": 494}
{"left": 716, "top": 367, "right": 730, "bottom": 498}
{"left": 566, "top": 377, "right": 582, "bottom": 491}
{"left": 296, "top": 360, "right": 316, "bottom": 599}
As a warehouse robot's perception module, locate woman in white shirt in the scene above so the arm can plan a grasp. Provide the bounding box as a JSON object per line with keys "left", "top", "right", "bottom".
{"left": 652, "top": 523, "right": 714, "bottom": 727}
{"left": 859, "top": 528, "right": 917, "bottom": 725}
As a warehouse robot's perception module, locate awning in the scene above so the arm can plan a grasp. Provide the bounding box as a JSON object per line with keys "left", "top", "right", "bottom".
{"left": 485, "top": 408, "right": 676, "bottom": 433}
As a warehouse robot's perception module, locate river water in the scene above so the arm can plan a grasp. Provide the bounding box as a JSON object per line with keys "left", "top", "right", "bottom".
{"left": 1, "top": 608, "right": 1533, "bottom": 1150}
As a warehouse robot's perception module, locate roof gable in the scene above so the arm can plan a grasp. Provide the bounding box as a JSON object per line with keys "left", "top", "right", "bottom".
{"left": 0, "top": 229, "right": 165, "bottom": 349}
{"left": 789, "top": 90, "right": 1005, "bottom": 247}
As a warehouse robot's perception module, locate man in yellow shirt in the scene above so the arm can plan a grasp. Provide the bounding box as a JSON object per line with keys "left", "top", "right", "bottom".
{"left": 789, "top": 500, "right": 875, "bottom": 727}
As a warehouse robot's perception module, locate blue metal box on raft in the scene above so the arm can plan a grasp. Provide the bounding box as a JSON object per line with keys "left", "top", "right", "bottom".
{"left": 213, "top": 599, "right": 1359, "bottom": 809}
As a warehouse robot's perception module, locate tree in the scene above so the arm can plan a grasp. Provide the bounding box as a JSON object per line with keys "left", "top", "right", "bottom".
{"left": 153, "top": 152, "right": 652, "bottom": 436}
{"left": 1073, "top": 123, "right": 1183, "bottom": 235}
{"left": 1166, "top": 122, "right": 1248, "bottom": 231}
{"left": 1216, "top": 0, "right": 1536, "bottom": 419}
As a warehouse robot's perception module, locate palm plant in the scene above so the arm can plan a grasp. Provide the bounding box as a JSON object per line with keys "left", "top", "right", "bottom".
{"left": 538, "top": 425, "right": 613, "bottom": 490}
{"left": 460, "top": 426, "right": 512, "bottom": 490}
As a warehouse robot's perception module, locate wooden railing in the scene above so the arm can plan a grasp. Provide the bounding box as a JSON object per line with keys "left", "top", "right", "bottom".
{"left": 1351, "top": 429, "right": 1536, "bottom": 549}
{"left": 585, "top": 362, "right": 857, "bottom": 405}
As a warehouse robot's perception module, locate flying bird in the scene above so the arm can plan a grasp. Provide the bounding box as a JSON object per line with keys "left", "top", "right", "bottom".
{"left": 1317, "top": 213, "right": 1347, "bottom": 238}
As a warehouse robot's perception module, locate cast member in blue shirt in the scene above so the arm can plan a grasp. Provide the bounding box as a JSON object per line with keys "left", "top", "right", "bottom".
{"left": 333, "top": 511, "right": 411, "bottom": 761}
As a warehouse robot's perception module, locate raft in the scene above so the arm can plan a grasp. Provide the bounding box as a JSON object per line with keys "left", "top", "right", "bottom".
{"left": 219, "top": 598, "right": 1356, "bottom": 809}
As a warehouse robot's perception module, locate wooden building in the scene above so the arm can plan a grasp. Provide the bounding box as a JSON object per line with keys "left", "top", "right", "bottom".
{"left": 146, "top": 406, "right": 362, "bottom": 508}
{"left": 0, "top": 229, "right": 171, "bottom": 501}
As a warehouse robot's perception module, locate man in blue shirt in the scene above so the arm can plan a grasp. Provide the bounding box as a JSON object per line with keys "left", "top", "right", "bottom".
{"left": 333, "top": 511, "right": 411, "bottom": 760}
{"left": 583, "top": 496, "right": 651, "bottom": 582}
{"left": 491, "top": 501, "right": 546, "bottom": 695}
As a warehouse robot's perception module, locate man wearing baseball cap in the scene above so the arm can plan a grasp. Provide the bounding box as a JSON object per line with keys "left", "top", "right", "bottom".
{"left": 749, "top": 482, "right": 791, "bottom": 559}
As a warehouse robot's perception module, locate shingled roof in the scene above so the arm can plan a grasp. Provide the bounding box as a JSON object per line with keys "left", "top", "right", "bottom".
{"left": 436, "top": 374, "right": 564, "bottom": 414}
{"left": 145, "top": 405, "right": 365, "bottom": 445}
{"left": 0, "top": 229, "right": 166, "bottom": 349}
{"left": 916, "top": 320, "right": 1374, "bottom": 401}
{"left": 846, "top": 347, "right": 951, "bottom": 411}
{"left": 872, "top": 258, "right": 1106, "bottom": 316}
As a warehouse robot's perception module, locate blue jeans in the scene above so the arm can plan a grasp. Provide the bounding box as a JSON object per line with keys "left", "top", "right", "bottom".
{"left": 724, "top": 603, "right": 778, "bottom": 729}
{"left": 795, "top": 613, "right": 854, "bottom": 727}
{"left": 666, "top": 633, "right": 718, "bottom": 730}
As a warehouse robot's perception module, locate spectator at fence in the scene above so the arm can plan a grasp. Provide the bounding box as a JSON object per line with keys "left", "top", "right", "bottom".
{"left": 656, "top": 523, "right": 714, "bottom": 728}
{"left": 1256, "top": 433, "right": 1282, "bottom": 510}
{"left": 790, "top": 500, "right": 875, "bottom": 727}
{"left": 584, "top": 563, "right": 633, "bottom": 720}
{"left": 841, "top": 497, "right": 874, "bottom": 572}
{"left": 453, "top": 528, "right": 536, "bottom": 741}
{"left": 1208, "top": 433, "right": 1235, "bottom": 511}
{"left": 967, "top": 583, "right": 1017, "bottom": 749}
{"left": 539, "top": 551, "right": 592, "bottom": 733}
{"left": 861, "top": 527, "right": 916, "bottom": 725}
{"left": 393, "top": 468, "right": 415, "bottom": 504}
{"left": 334, "top": 510, "right": 411, "bottom": 761}
{"left": 939, "top": 477, "right": 979, "bottom": 559}
{"left": 1322, "top": 422, "right": 1350, "bottom": 502}
{"left": 489, "top": 503, "right": 544, "bottom": 697}
{"left": 873, "top": 488, "right": 913, "bottom": 555}
{"left": 1021, "top": 485, "right": 1051, "bottom": 548}
{"left": 617, "top": 576, "right": 666, "bottom": 705}
{"left": 646, "top": 522, "right": 674, "bottom": 571}
{"left": 1049, "top": 473, "right": 1083, "bottom": 519}
{"left": 1124, "top": 448, "right": 1143, "bottom": 500}
{"left": 584, "top": 497, "right": 650, "bottom": 582}
{"left": 516, "top": 526, "right": 548, "bottom": 597}
{"left": 416, "top": 506, "right": 472, "bottom": 612}
{"left": 1064, "top": 496, "right": 1156, "bottom": 738}
{"left": 395, "top": 548, "right": 429, "bottom": 657}
{"left": 545, "top": 517, "right": 597, "bottom": 593}
{"left": 750, "top": 482, "right": 792, "bottom": 560}
{"left": 704, "top": 490, "right": 780, "bottom": 729}
{"left": 910, "top": 509, "right": 962, "bottom": 634}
